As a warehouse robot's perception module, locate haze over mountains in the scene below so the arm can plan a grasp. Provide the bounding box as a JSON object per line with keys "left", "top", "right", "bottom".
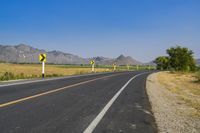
{"left": 0, "top": 44, "right": 144, "bottom": 65}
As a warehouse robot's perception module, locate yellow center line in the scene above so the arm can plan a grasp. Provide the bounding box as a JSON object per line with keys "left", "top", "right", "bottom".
{"left": 0, "top": 73, "right": 122, "bottom": 108}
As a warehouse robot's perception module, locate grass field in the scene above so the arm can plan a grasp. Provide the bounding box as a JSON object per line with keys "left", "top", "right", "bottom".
{"left": 0, "top": 63, "right": 155, "bottom": 81}
{"left": 0, "top": 63, "right": 112, "bottom": 81}
{"left": 157, "top": 71, "right": 200, "bottom": 117}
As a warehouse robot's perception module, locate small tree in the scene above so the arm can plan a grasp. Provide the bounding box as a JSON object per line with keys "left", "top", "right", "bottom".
{"left": 167, "top": 46, "right": 196, "bottom": 71}
{"left": 154, "top": 56, "right": 170, "bottom": 70}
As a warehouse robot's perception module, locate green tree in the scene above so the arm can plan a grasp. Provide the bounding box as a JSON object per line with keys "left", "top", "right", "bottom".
{"left": 167, "top": 46, "right": 196, "bottom": 71}
{"left": 154, "top": 56, "right": 170, "bottom": 70}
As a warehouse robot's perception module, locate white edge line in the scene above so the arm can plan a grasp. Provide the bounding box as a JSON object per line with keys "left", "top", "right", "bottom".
{"left": 83, "top": 72, "right": 150, "bottom": 133}
{"left": 0, "top": 72, "right": 114, "bottom": 88}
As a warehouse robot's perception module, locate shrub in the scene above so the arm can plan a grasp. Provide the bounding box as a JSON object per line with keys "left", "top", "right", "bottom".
{"left": 46, "top": 73, "right": 63, "bottom": 77}
{"left": 155, "top": 46, "right": 196, "bottom": 72}
{"left": 167, "top": 46, "right": 196, "bottom": 71}
{"left": 0, "top": 72, "right": 15, "bottom": 81}
{"left": 154, "top": 56, "right": 170, "bottom": 70}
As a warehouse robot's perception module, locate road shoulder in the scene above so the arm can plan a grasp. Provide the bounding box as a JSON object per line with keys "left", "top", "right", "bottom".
{"left": 146, "top": 72, "right": 200, "bottom": 133}
{"left": 0, "top": 72, "right": 115, "bottom": 87}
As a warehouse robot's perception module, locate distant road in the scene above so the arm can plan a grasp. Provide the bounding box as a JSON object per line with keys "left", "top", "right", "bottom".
{"left": 0, "top": 71, "right": 157, "bottom": 133}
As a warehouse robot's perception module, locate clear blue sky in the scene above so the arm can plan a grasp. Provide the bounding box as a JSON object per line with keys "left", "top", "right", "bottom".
{"left": 0, "top": 0, "right": 199, "bottom": 62}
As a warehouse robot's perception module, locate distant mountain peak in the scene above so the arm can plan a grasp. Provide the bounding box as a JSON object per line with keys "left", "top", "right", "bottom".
{"left": 117, "top": 54, "right": 126, "bottom": 59}
{"left": 93, "top": 56, "right": 111, "bottom": 61}
{"left": 15, "top": 44, "right": 32, "bottom": 52}
{"left": 0, "top": 44, "right": 144, "bottom": 65}
{"left": 16, "top": 43, "right": 30, "bottom": 48}
{"left": 115, "top": 54, "right": 142, "bottom": 65}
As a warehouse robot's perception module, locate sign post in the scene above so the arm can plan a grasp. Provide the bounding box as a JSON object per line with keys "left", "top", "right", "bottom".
{"left": 136, "top": 65, "right": 139, "bottom": 70}
{"left": 127, "top": 65, "right": 130, "bottom": 71}
{"left": 90, "top": 60, "right": 95, "bottom": 72}
{"left": 42, "top": 61, "right": 45, "bottom": 78}
{"left": 113, "top": 63, "right": 117, "bottom": 71}
{"left": 39, "top": 54, "right": 46, "bottom": 78}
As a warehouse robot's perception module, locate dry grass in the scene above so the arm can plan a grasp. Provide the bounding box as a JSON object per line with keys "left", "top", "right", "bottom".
{"left": 0, "top": 63, "right": 111, "bottom": 81}
{"left": 157, "top": 71, "right": 200, "bottom": 117}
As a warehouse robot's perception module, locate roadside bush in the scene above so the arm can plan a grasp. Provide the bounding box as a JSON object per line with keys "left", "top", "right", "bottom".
{"left": 155, "top": 46, "right": 196, "bottom": 72}
{"left": 0, "top": 72, "right": 40, "bottom": 81}
{"left": 52, "top": 73, "right": 63, "bottom": 77}
{"left": 46, "top": 73, "right": 63, "bottom": 77}
{"left": 15, "top": 73, "right": 25, "bottom": 79}
{"left": 0, "top": 72, "right": 15, "bottom": 81}
{"left": 154, "top": 56, "right": 170, "bottom": 70}
{"left": 0, "top": 72, "right": 65, "bottom": 81}
{"left": 31, "top": 74, "right": 38, "bottom": 78}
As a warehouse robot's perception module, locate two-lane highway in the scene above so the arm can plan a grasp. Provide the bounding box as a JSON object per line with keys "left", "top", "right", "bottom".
{"left": 0, "top": 71, "right": 157, "bottom": 133}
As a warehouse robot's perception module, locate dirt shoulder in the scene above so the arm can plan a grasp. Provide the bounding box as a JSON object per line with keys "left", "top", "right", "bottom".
{"left": 146, "top": 71, "right": 200, "bottom": 133}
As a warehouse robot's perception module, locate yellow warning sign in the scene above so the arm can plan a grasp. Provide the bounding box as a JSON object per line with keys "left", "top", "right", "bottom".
{"left": 39, "top": 54, "right": 46, "bottom": 62}
{"left": 90, "top": 60, "right": 95, "bottom": 65}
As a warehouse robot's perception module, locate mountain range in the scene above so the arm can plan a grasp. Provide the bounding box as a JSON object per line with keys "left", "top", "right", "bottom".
{"left": 0, "top": 44, "right": 143, "bottom": 65}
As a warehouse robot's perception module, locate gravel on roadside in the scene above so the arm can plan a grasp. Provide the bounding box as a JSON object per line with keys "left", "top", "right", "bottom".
{"left": 146, "top": 72, "right": 200, "bottom": 133}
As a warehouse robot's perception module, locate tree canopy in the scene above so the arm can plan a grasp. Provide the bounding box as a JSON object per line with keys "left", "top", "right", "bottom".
{"left": 155, "top": 46, "right": 196, "bottom": 71}
{"left": 154, "top": 56, "right": 169, "bottom": 70}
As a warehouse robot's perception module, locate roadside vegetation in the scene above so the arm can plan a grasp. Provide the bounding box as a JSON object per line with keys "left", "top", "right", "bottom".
{"left": 149, "top": 46, "right": 200, "bottom": 132}
{"left": 0, "top": 63, "right": 154, "bottom": 81}
{"left": 0, "top": 63, "right": 109, "bottom": 81}
{"left": 154, "top": 46, "right": 200, "bottom": 81}
{"left": 154, "top": 46, "right": 200, "bottom": 113}
{"left": 157, "top": 72, "right": 200, "bottom": 116}
{"left": 147, "top": 72, "right": 200, "bottom": 133}
{"left": 155, "top": 46, "right": 196, "bottom": 71}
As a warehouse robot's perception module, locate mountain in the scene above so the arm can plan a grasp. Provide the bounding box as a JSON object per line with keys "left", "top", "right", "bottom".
{"left": 92, "top": 56, "right": 115, "bottom": 65}
{"left": 0, "top": 44, "right": 143, "bottom": 65}
{"left": 0, "top": 44, "right": 88, "bottom": 64}
{"left": 91, "top": 55, "right": 142, "bottom": 65}
{"left": 114, "top": 55, "right": 142, "bottom": 65}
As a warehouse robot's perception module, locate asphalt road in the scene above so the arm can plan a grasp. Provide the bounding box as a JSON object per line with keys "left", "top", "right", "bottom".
{"left": 0, "top": 71, "right": 157, "bottom": 133}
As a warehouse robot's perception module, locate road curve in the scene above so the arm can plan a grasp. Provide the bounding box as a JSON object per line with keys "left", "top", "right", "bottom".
{"left": 0, "top": 71, "right": 157, "bottom": 133}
